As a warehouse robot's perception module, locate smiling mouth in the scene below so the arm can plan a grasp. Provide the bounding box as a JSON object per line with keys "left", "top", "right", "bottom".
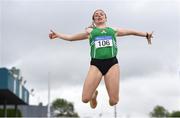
{"left": 98, "top": 18, "right": 102, "bottom": 21}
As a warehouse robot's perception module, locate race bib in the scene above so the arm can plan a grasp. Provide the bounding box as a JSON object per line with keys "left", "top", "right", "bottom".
{"left": 95, "top": 36, "right": 113, "bottom": 48}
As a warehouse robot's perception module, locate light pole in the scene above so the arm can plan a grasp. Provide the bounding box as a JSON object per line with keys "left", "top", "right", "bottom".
{"left": 0, "top": 30, "right": 2, "bottom": 68}
{"left": 47, "top": 72, "right": 51, "bottom": 118}
{"left": 30, "top": 89, "right": 35, "bottom": 97}
{"left": 114, "top": 105, "right": 117, "bottom": 118}
{"left": 178, "top": 64, "right": 180, "bottom": 79}
{"left": 0, "top": 1, "right": 2, "bottom": 68}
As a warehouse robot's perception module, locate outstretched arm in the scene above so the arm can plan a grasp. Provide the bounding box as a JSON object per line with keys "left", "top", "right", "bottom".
{"left": 49, "top": 30, "right": 89, "bottom": 41}
{"left": 116, "top": 28, "right": 153, "bottom": 45}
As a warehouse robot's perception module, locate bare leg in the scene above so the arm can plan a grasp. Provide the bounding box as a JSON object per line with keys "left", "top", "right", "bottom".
{"left": 82, "top": 65, "right": 102, "bottom": 106}
{"left": 104, "top": 64, "right": 120, "bottom": 106}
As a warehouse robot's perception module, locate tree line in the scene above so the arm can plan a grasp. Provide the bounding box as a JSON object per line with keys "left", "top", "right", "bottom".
{"left": 52, "top": 98, "right": 180, "bottom": 117}
{"left": 150, "top": 105, "right": 180, "bottom": 117}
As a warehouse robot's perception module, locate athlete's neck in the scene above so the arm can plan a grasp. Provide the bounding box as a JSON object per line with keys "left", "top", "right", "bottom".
{"left": 95, "top": 23, "right": 107, "bottom": 29}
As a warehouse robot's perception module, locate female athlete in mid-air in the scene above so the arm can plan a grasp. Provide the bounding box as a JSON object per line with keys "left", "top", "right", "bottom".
{"left": 49, "top": 9, "right": 153, "bottom": 109}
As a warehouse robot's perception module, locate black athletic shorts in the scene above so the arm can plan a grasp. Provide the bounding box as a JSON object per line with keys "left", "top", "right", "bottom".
{"left": 90, "top": 56, "right": 118, "bottom": 75}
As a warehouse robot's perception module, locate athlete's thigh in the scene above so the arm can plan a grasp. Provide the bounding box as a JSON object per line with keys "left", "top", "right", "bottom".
{"left": 82, "top": 65, "right": 102, "bottom": 99}
{"left": 104, "top": 64, "right": 120, "bottom": 98}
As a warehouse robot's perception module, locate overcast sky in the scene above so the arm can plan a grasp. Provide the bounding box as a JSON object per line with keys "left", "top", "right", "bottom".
{"left": 0, "top": 0, "right": 180, "bottom": 117}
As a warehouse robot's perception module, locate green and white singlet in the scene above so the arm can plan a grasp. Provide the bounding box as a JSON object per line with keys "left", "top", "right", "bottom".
{"left": 89, "top": 27, "right": 118, "bottom": 59}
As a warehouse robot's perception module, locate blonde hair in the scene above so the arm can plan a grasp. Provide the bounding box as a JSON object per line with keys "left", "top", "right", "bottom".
{"left": 86, "top": 9, "right": 107, "bottom": 29}
{"left": 87, "top": 21, "right": 96, "bottom": 29}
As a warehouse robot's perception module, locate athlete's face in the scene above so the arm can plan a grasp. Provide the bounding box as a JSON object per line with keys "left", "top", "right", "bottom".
{"left": 93, "top": 10, "right": 107, "bottom": 24}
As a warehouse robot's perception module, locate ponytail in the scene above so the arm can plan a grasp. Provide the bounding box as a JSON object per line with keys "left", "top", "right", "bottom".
{"left": 86, "top": 21, "right": 96, "bottom": 30}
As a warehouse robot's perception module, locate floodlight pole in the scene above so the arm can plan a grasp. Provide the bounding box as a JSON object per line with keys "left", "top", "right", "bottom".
{"left": 47, "top": 72, "right": 51, "bottom": 118}
{"left": 0, "top": 3, "right": 2, "bottom": 68}
{"left": 0, "top": 25, "right": 3, "bottom": 68}
{"left": 114, "top": 105, "right": 117, "bottom": 118}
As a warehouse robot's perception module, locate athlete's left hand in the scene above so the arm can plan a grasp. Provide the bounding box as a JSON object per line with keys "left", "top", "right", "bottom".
{"left": 146, "top": 31, "right": 153, "bottom": 45}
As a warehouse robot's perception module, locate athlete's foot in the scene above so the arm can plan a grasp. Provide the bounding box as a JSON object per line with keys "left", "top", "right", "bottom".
{"left": 109, "top": 100, "right": 118, "bottom": 106}
{"left": 90, "top": 90, "right": 98, "bottom": 109}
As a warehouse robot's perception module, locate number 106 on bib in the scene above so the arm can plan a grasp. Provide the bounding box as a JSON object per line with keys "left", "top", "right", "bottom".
{"left": 95, "top": 40, "right": 113, "bottom": 48}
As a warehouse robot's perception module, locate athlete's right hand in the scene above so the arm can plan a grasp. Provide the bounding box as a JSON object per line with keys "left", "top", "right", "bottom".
{"left": 49, "top": 30, "right": 59, "bottom": 40}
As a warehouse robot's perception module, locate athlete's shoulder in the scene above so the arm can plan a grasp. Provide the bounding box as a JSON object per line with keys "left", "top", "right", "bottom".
{"left": 85, "top": 27, "right": 93, "bottom": 34}
{"left": 108, "top": 26, "right": 118, "bottom": 32}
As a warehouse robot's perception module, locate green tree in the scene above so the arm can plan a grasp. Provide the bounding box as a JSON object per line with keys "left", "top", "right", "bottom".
{"left": 169, "top": 111, "right": 180, "bottom": 117}
{"left": 150, "top": 105, "right": 169, "bottom": 117}
{"left": 0, "top": 109, "right": 22, "bottom": 117}
{"left": 52, "top": 98, "right": 79, "bottom": 117}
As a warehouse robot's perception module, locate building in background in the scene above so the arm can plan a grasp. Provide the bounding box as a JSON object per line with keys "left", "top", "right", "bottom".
{"left": 0, "top": 67, "right": 49, "bottom": 117}
{"left": 0, "top": 68, "right": 29, "bottom": 104}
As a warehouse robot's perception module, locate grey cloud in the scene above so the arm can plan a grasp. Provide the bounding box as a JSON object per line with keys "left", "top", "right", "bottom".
{"left": 0, "top": 1, "right": 179, "bottom": 116}
{"left": 1, "top": 0, "right": 179, "bottom": 86}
